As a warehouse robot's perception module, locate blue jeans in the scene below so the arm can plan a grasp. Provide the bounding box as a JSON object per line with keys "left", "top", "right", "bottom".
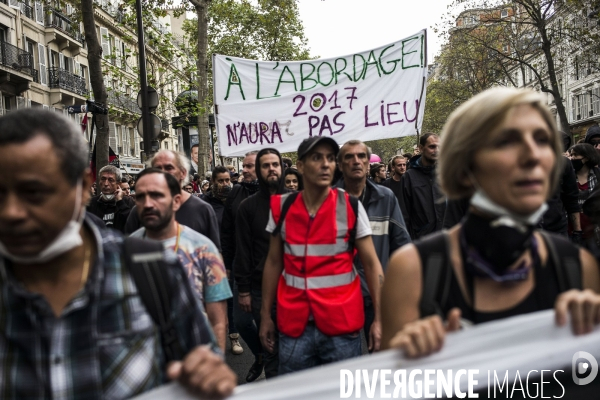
{"left": 278, "top": 322, "right": 362, "bottom": 375}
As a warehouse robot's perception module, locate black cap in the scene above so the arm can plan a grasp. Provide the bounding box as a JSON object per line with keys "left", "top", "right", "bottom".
{"left": 297, "top": 136, "right": 339, "bottom": 160}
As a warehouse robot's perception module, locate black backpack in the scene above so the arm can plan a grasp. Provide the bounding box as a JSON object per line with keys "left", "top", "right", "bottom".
{"left": 417, "top": 230, "right": 582, "bottom": 318}
{"left": 122, "top": 237, "right": 185, "bottom": 363}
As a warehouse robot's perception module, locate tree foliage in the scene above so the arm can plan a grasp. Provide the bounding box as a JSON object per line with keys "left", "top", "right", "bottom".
{"left": 434, "top": 0, "right": 600, "bottom": 134}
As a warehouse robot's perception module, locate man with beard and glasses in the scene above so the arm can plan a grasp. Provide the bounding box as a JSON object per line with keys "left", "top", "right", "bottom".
{"left": 86, "top": 165, "right": 134, "bottom": 233}
{"left": 399, "top": 133, "right": 447, "bottom": 240}
{"left": 124, "top": 150, "right": 221, "bottom": 252}
{"left": 0, "top": 109, "right": 235, "bottom": 399}
{"left": 221, "top": 150, "right": 264, "bottom": 381}
{"left": 235, "top": 148, "right": 287, "bottom": 378}
{"left": 130, "top": 168, "right": 231, "bottom": 352}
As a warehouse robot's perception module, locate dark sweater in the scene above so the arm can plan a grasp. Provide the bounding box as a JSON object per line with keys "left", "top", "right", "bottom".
{"left": 232, "top": 149, "right": 288, "bottom": 293}
{"left": 233, "top": 190, "right": 272, "bottom": 293}
{"left": 86, "top": 195, "right": 134, "bottom": 233}
{"left": 221, "top": 182, "right": 260, "bottom": 271}
{"left": 201, "top": 193, "right": 225, "bottom": 227}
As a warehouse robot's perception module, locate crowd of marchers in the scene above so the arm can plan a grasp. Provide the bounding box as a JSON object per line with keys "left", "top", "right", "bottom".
{"left": 0, "top": 86, "right": 600, "bottom": 400}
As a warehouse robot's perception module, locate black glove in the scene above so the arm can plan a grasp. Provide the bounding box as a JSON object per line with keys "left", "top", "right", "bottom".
{"left": 571, "top": 230, "right": 584, "bottom": 246}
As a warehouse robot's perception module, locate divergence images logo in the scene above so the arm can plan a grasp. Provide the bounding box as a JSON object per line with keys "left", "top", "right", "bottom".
{"left": 572, "top": 351, "right": 598, "bottom": 386}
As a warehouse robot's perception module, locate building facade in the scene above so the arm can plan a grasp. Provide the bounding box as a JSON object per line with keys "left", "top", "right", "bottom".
{"left": 0, "top": 0, "right": 195, "bottom": 174}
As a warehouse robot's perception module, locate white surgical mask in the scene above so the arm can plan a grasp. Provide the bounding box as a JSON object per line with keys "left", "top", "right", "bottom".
{"left": 0, "top": 180, "right": 86, "bottom": 264}
{"left": 100, "top": 193, "right": 115, "bottom": 201}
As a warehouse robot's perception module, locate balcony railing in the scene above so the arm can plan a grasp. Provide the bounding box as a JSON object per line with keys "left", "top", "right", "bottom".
{"left": 46, "top": 7, "right": 84, "bottom": 43}
{"left": 107, "top": 91, "right": 140, "bottom": 114}
{"left": 0, "top": 41, "right": 34, "bottom": 77}
{"left": 48, "top": 67, "right": 86, "bottom": 95}
{"left": 20, "top": 1, "right": 34, "bottom": 20}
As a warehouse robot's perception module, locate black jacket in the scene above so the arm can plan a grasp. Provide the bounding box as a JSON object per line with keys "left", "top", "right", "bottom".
{"left": 541, "top": 156, "right": 580, "bottom": 235}
{"left": 86, "top": 195, "right": 134, "bottom": 233}
{"left": 233, "top": 149, "right": 287, "bottom": 293}
{"left": 399, "top": 155, "right": 446, "bottom": 240}
{"left": 221, "top": 180, "right": 260, "bottom": 272}
{"left": 201, "top": 192, "right": 225, "bottom": 228}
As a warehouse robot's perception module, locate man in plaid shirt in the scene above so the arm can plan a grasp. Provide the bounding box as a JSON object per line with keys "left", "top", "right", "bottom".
{"left": 0, "top": 109, "right": 236, "bottom": 399}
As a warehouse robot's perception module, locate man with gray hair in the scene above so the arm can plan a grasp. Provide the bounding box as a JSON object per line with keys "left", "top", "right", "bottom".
{"left": 87, "top": 164, "right": 134, "bottom": 232}
{"left": 124, "top": 150, "right": 221, "bottom": 250}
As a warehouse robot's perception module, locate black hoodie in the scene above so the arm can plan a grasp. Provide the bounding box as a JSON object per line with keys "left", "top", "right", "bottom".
{"left": 399, "top": 154, "right": 446, "bottom": 239}
{"left": 234, "top": 148, "right": 287, "bottom": 293}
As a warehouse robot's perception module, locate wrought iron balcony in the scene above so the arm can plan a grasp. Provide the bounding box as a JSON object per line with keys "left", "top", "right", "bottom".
{"left": 45, "top": 7, "right": 84, "bottom": 44}
{"left": 48, "top": 67, "right": 86, "bottom": 96}
{"left": 0, "top": 41, "right": 34, "bottom": 77}
{"left": 20, "top": 1, "right": 34, "bottom": 20}
{"left": 107, "top": 91, "right": 140, "bottom": 114}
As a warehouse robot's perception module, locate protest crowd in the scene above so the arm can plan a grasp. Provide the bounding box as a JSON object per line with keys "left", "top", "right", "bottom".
{"left": 1, "top": 85, "right": 600, "bottom": 399}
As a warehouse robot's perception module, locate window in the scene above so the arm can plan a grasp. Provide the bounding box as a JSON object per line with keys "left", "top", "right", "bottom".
{"left": 593, "top": 88, "right": 600, "bottom": 115}
{"left": 581, "top": 93, "right": 589, "bottom": 118}
{"left": 0, "top": 25, "right": 7, "bottom": 43}
{"left": 121, "top": 125, "right": 129, "bottom": 156}
{"left": 100, "top": 27, "right": 110, "bottom": 59}
{"left": 501, "top": 9, "right": 508, "bottom": 18}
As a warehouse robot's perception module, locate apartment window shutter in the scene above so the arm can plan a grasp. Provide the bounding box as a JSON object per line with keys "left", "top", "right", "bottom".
{"left": 109, "top": 122, "right": 117, "bottom": 152}
{"left": 35, "top": 2, "right": 44, "bottom": 25}
{"left": 38, "top": 44, "right": 48, "bottom": 85}
{"left": 100, "top": 27, "right": 110, "bottom": 59}
{"left": 114, "top": 38, "right": 122, "bottom": 68}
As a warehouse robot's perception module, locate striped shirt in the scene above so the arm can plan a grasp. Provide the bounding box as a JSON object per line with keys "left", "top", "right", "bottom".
{"left": 0, "top": 217, "right": 217, "bottom": 400}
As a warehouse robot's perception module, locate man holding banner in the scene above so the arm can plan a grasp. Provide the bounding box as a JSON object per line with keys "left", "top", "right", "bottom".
{"left": 260, "top": 136, "right": 385, "bottom": 374}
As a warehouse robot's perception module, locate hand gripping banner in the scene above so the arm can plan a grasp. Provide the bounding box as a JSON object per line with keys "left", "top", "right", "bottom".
{"left": 213, "top": 30, "right": 428, "bottom": 157}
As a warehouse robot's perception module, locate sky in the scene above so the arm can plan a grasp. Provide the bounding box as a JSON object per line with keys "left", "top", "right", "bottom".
{"left": 296, "top": 0, "right": 455, "bottom": 63}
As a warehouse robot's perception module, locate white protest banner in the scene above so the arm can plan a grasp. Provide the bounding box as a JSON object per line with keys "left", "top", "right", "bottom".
{"left": 213, "top": 30, "right": 428, "bottom": 157}
{"left": 131, "top": 310, "right": 600, "bottom": 399}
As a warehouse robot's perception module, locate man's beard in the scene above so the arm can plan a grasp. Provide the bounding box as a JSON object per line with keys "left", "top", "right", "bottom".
{"left": 423, "top": 154, "right": 438, "bottom": 165}
{"left": 267, "top": 177, "right": 281, "bottom": 191}
{"left": 141, "top": 206, "right": 174, "bottom": 232}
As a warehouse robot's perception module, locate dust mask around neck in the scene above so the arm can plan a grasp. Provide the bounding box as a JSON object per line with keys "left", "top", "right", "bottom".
{"left": 0, "top": 180, "right": 86, "bottom": 264}
{"left": 470, "top": 189, "right": 547, "bottom": 231}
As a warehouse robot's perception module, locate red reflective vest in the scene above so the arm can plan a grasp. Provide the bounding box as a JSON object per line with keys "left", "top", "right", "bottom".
{"left": 270, "top": 188, "right": 364, "bottom": 337}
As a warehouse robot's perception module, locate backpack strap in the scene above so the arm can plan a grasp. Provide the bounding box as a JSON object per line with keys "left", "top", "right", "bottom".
{"left": 123, "top": 236, "right": 184, "bottom": 363}
{"left": 538, "top": 230, "right": 582, "bottom": 292}
{"left": 415, "top": 231, "right": 452, "bottom": 318}
{"left": 271, "top": 192, "right": 300, "bottom": 237}
{"left": 346, "top": 191, "right": 359, "bottom": 250}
